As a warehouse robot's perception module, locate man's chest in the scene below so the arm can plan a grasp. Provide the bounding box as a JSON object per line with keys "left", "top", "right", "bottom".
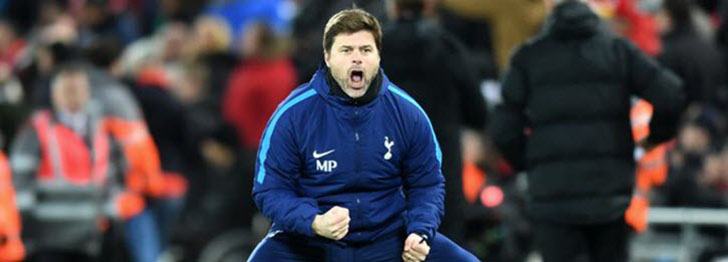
{"left": 297, "top": 109, "right": 408, "bottom": 182}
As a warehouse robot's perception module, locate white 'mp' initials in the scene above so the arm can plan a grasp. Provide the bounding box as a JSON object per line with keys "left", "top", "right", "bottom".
{"left": 316, "top": 159, "right": 338, "bottom": 172}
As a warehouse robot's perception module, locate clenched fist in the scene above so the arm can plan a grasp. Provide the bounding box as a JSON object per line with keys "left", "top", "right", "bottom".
{"left": 311, "top": 206, "right": 350, "bottom": 240}
{"left": 402, "top": 233, "right": 430, "bottom": 262}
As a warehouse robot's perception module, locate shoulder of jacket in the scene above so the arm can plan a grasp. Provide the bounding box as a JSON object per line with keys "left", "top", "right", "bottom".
{"left": 274, "top": 85, "right": 320, "bottom": 119}
{"left": 385, "top": 84, "right": 426, "bottom": 117}
{"left": 611, "top": 36, "right": 638, "bottom": 50}
{"left": 507, "top": 42, "right": 533, "bottom": 69}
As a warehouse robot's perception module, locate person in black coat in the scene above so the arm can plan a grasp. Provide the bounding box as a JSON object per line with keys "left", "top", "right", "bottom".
{"left": 658, "top": 0, "right": 727, "bottom": 110}
{"left": 381, "top": 0, "right": 488, "bottom": 246}
{"left": 490, "top": 0, "right": 685, "bottom": 261}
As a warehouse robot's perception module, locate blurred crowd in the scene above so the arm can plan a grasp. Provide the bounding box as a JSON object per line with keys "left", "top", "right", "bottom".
{"left": 0, "top": 0, "right": 727, "bottom": 261}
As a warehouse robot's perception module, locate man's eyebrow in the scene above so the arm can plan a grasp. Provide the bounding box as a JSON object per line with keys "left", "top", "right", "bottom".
{"left": 338, "top": 44, "right": 374, "bottom": 49}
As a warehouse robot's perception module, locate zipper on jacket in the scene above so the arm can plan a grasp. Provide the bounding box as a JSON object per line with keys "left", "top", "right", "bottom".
{"left": 354, "top": 109, "right": 361, "bottom": 174}
{"left": 353, "top": 109, "right": 362, "bottom": 237}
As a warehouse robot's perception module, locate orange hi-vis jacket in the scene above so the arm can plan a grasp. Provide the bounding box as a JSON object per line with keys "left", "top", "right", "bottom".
{"left": 33, "top": 111, "right": 110, "bottom": 185}
{"left": 103, "top": 118, "right": 188, "bottom": 199}
{"left": 4, "top": 111, "right": 146, "bottom": 254}
{"left": 0, "top": 152, "right": 24, "bottom": 262}
{"left": 626, "top": 99, "right": 669, "bottom": 232}
{"left": 104, "top": 117, "right": 166, "bottom": 197}
{"left": 30, "top": 111, "right": 145, "bottom": 221}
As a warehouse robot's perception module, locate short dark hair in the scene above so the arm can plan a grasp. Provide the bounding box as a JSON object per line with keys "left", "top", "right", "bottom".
{"left": 84, "top": 36, "right": 123, "bottom": 69}
{"left": 51, "top": 62, "right": 88, "bottom": 90}
{"left": 323, "top": 8, "right": 382, "bottom": 54}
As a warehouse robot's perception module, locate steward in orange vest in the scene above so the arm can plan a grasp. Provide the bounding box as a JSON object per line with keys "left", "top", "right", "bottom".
{"left": 0, "top": 151, "right": 24, "bottom": 262}
{"left": 10, "top": 66, "right": 143, "bottom": 261}
{"left": 626, "top": 99, "right": 670, "bottom": 232}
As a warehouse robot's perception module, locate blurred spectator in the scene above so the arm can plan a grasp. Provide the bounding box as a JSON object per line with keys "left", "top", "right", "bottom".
{"left": 168, "top": 64, "right": 237, "bottom": 177}
{"left": 656, "top": 0, "right": 727, "bottom": 109}
{"left": 185, "top": 16, "right": 237, "bottom": 104}
{"left": 85, "top": 35, "right": 188, "bottom": 262}
{"left": 440, "top": 0, "right": 546, "bottom": 73}
{"left": 0, "top": 62, "right": 29, "bottom": 152}
{"left": 381, "top": 0, "right": 487, "bottom": 246}
{"left": 125, "top": 71, "right": 187, "bottom": 175}
{"left": 224, "top": 22, "right": 295, "bottom": 152}
{"left": 89, "top": 34, "right": 185, "bottom": 175}
{"left": 490, "top": 0, "right": 685, "bottom": 261}
{"left": 167, "top": 61, "right": 253, "bottom": 260}
{"left": 611, "top": 0, "right": 662, "bottom": 56}
{"left": 669, "top": 105, "right": 725, "bottom": 172}
{"left": 222, "top": 21, "right": 296, "bottom": 236}
{"left": 10, "top": 64, "right": 144, "bottom": 262}
{"left": 60, "top": 62, "right": 167, "bottom": 205}
{"left": 0, "top": 20, "right": 27, "bottom": 69}
{"left": 23, "top": 17, "right": 182, "bottom": 261}
{"left": 662, "top": 147, "right": 725, "bottom": 208}
{"left": 204, "top": 0, "right": 297, "bottom": 41}
{"left": 660, "top": 134, "right": 728, "bottom": 262}
{"left": 436, "top": 4, "right": 498, "bottom": 80}
{"left": 18, "top": 7, "right": 83, "bottom": 108}
{"left": 26, "top": 1, "right": 76, "bottom": 47}
{"left": 121, "top": 43, "right": 189, "bottom": 262}
{"left": 119, "top": 21, "right": 188, "bottom": 77}
{"left": 0, "top": 139, "right": 25, "bottom": 262}
{"left": 684, "top": 2, "right": 716, "bottom": 41}
{"left": 76, "top": 0, "right": 141, "bottom": 47}
{"left": 625, "top": 99, "right": 673, "bottom": 233}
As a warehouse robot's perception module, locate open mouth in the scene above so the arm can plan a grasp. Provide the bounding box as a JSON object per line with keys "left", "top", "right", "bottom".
{"left": 350, "top": 70, "right": 364, "bottom": 86}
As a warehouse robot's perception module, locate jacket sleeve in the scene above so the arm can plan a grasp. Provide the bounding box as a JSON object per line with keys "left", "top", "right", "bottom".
{"left": 104, "top": 118, "right": 165, "bottom": 197}
{"left": 252, "top": 113, "right": 320, "bottom": 237}
{"left": 623, "top": 39, "right": 686, "bottom": 144}
{"left": 490, "top": 54, "right": 529, "bottom": 172}
{"left": 402, "top": 107, "right": 446, "bottom": 241}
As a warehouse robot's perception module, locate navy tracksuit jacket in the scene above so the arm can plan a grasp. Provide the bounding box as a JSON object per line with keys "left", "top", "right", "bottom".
{"left": 253, "top": 65, "right": 444, "bottom": 242}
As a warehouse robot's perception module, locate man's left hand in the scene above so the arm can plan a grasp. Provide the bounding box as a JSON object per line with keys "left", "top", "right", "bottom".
{"left": 402, "top": 233, "right": 430, "bottom": 262}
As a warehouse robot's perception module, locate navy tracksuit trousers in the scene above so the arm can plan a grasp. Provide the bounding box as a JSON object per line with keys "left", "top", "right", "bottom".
{"left": 247, "top": 229, "right": 479, "bottom": 262}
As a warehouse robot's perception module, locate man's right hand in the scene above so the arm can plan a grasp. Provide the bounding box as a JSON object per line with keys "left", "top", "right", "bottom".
{"left": 312, "top": 206, "right": 350, "bottom": 240}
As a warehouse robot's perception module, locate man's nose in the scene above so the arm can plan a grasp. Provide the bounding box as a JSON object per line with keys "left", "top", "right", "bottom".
{"left": 351, "top": 51, "right": 362, "bottom": 64}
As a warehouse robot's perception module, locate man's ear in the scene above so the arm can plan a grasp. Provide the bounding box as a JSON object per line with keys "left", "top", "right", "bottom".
{"left": 324, "top": 51, "right": 330, "bottom": 67}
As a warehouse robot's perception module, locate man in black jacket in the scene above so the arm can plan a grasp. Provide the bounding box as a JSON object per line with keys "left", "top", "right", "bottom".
{"left": 658, "top": 0, "right": 726, "bottom": 109}
{"left": 490, "top": 0, "right": 685, "bottom": 261}
{"left": 382, "top": 0, "right": 488, "bottom": 245}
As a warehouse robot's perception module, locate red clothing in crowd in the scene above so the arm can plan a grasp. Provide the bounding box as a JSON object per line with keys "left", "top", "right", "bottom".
{"left": 615, "top": 0, "right": 661, "bottom": 56}
{"left": 223, "top": 58, "right": 297, "bottom": 149}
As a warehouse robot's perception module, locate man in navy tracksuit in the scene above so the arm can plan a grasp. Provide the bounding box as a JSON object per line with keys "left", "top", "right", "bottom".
{"left": 248, "top": 8, "right": 479, "bottom": 262}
